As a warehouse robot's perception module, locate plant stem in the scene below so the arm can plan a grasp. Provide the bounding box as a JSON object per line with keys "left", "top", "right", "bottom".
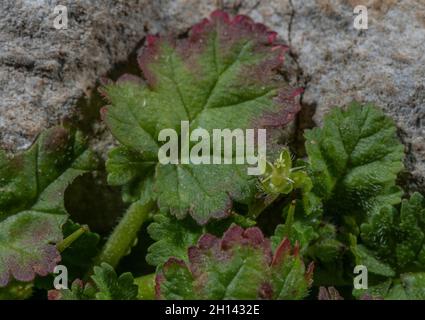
{"left": 134, "top": 273, "right": 156, "bottom": 300}
{"left": 95, "top": 200, "right": 154, "bottom": 269}
{"left": 248, "top": 193, "right": 280, "bottom": 219}
{"left": 57, "top": 225, "right": 89, "bottom": 252}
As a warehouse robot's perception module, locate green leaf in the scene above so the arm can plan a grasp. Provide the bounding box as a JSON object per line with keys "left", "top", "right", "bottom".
{"left": 146, "top": 211, "right": 256, "bottom": 267}
{"left": 396, "top": 273, "right": 425, "bottom": 299}
{"left": 106, "top": 146, "right": 155, "bottom": 187}
{"left": 155, "top": 164, "right": 255, "bottom": 224}
{"left": 48, "top": 279, "right": 96, "bottom": 300}
{"left": 156, "top": 258, "right": 196, "bottom": 300}
{"left": 106, "top": 146, "right": 156, "bottom": 204}
{"left": 361, "top": 193, "right": 425, "bottom": 270}
{"left": 350, "top": 235, "right": 395, "bottom": 277}
{"left": 91, "top": 263, "right": 138, "bottom": 300}
{"left": 270, "top": 238, "right": 314, "bottom": 300}
{"left": 272, "top": 203, "right": 341, "bottom": 264}
{"left": 156, "top": 225, "right": 313, "bottom": 300}
{"left": 355, "top": 273, "right": 425, "bottom": 300}
{"left": 305, "top": 102, "right": 404, "bottom": 220}
{"left": 0, "top": 127, "right": 97, "bottom": 287}
{"left": 307, "top": 224, "right": 342, "bottom": 263}
{"left": 103, "top": 10, "right": 300, "bottom": 224}
{"left": 352, "top": 279, "right": 391, "bottom": 300}
{"left": 146, "top": 213, "right": 203, "bottom": 266}
{"left": 48, "top": 263, "right": 138, "bottom": 300}
{"left": 0, "top": 281, "right": 33, "bottom": 300}
{"left": 271, "top": 203, "right": 318, "bottom": 255}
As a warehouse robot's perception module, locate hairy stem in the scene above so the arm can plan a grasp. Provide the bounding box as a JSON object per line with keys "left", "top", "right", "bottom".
{"left": 95, "top": 200, "right": 154, "bottom": 268}
{"left": 134, "top": 273, "right": 156, "bottom": 300}
{"left": 57, "top": 225, "right": 89, "bottom": 253}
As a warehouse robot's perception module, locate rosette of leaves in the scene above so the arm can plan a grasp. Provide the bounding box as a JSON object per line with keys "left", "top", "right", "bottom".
{"left": 0, "top": 127, "right": 97, "bottom": 288}
{"left": 156, "top": 225, "right": 313, "bottom": 300}
{"left": 102, "top": 10, "right": 301, "bottom": 225}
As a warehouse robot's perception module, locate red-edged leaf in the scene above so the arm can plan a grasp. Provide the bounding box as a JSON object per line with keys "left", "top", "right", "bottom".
{"left": 0, "top": 127, "right": 97, "bottom": 286}
{"left": 156, "top": 225, "right": 312, "bottom": 300}
{"left": 103, "top": 10, "right": 301, "bottom": 224}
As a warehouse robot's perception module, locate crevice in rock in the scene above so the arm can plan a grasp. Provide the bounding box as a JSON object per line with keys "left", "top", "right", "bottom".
{"left": 244, "top": 0, "right": 261, "bottom": 15}
{"left": 288, "top": 0, "right": 295, "bottom": 50}
{"left": 287, "top": 0, "right": 316, "bottom": 158}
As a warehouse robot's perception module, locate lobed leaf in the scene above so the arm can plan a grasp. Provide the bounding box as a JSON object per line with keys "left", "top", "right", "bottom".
{"left": 146, "top": 211, "right": 256, "bottom": 267}
{"left": 91, "top": 263, "right": 138, "bottom": 300}
{"left": 48, "top": 263, "right": 138, "bottom": 300}
{"left": 361, "top": 192, "right": 425, "bottom": 270}
{"left": 103, "top": 10, "right": 301, "bottom": 224}
{"left": 48, "top": 279, "right": 96, "bottom": 300}
{"left": 155, "top": 225, "right": 313, "bottom": 300}
{"left": 305, "top": 102, "right": 404, "bottom": 220}
{"left": 146, "top": 213, "right": 203, "bottom": 267}
{"left": 0, "top": 127, "right": 97, "bottom": 287}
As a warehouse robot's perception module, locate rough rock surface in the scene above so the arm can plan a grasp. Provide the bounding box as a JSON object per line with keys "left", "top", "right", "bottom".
{"left": 289, "top": 0, "right": 425, "bottom": 192}
{"left": 0, "top": 0, "right": 424, "bottom": 191}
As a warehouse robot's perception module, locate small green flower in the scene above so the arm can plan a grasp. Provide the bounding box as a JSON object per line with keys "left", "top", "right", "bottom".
{"left": 260, "top": 149, "right": 311, "bottom": 195}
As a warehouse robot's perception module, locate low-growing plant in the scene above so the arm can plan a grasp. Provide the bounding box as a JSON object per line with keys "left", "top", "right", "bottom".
{"left": 0, "top": 10, "right": 423, "bottom": 300}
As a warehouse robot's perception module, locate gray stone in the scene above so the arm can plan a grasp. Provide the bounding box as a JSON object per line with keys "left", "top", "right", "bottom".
{"left": 0, "top": 0, "right": 424, "bottom": 191}
{"left": 287, "top": 0, "right": 425, "bottom": 192}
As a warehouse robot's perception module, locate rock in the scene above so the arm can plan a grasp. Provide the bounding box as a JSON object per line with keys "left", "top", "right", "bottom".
{"left": 0, "top": 0, "right": 208, "bottom": 151}
{"left": 287, "top": 0, "right": 425, "bottom": 192}
{"left": 0, "top": 0, "right": 423, "bottom": 191}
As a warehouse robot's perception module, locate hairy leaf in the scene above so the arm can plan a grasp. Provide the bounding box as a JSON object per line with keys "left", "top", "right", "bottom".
{"left": 271, "top": 203, "right": 318, "bottom": 255}
{"left": 0, "top": 127, "right": 97, "bottom": 287}
{"left": 48, "top": 263, "right": 138, "bottom": 300}
{"left": 350, "top": 194, "right": 425, "bottom": 300}
{"left": 390, "top": 273, "right": 425, "bottom": 299}
{"left": 48, "top": 279, "right": 96, "bottom": 300}
{"left": 146, "top": 211, "right": 256, "bottom": 267}
{"left": 305, "top": 102, "right": 404, "bottom": 220}
{"left": 350, "top": 241, "right": 395, "bottom": 278}
{"left": 103, "top": 10, "right": 300, "bottom": 224}
{"left": 272, "top": 203, "right": 342, "bottom": 263}
{"left": 361, "top": 192, "right": 425, "bottom": 270}
{"left": 146, "top": 213, "right": 203, "bottom": 266}
{"left": 156, "top": 225, "right": 313, "bottom": 300}
{"left": 354, "top": 273, "right": 425, "bottom": 300}
{"left": 92, "top": 263, "right": 138, "bottom": 300}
